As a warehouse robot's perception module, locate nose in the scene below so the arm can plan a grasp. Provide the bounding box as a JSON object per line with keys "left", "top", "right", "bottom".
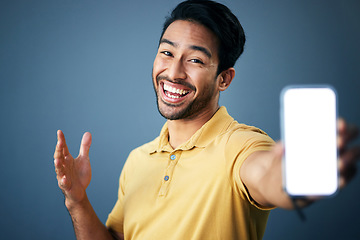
{"left": 168, "top": 58, "right": 187, "bottom": 81}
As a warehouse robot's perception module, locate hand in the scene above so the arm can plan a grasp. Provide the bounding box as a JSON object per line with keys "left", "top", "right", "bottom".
{"left": 338, "top": 119, "right": 360, "bottom": 188}
{"left": 54, "top": 130, "right": 92, "bottom": 207}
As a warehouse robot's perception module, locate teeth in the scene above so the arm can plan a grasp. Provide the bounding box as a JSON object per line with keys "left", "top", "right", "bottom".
{"left": 163, "top": 84, "right": 189, "bottom": 96}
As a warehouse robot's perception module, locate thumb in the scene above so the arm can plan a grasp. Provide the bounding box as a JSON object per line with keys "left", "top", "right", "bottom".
{"left": 79, "top": 132, "right": 92, "bottom": 157}
{"left": 273, "top": 142, "right": 284, "bottom": 160}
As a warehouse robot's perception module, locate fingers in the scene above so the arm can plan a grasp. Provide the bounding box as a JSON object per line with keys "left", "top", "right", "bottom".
{"left": 54, "top": 158, "right": 68, "bottom": 188}
{"left": 341, "top": 146, "right": 360, "bottom": 166}
{"left": 79, "top": 132, "right": 92, "bottom": 157}
{"left": 57, "top": 130, "right": 70, "bottom": 156}
{"left": 339, "top": 146, "right": 360, "bottom": 189}
{"left": 54, "top": 153, "right": 68, "bottom": 188}
{"left": 54, "top": 130, "right": 73, "bottom": 190}
{"left": 53, "top": 130, "right": 92, "bottom": 187}
{"left": 339, "top": 161, "right": 357, "bottom": 189}
{"left": 337, "top": 118, "right": 359, "bottom": 189}
{"left": 337, "top": 118, "right": 359, "bottom": 150}
{"left": 54, "top": 131, "right": 65, "bottom": 177}
{"left": 337, "top": 118, "right": 347, "bottom": 150}
{"left": 273, "top": 142, "right": 284, "bottom": 158}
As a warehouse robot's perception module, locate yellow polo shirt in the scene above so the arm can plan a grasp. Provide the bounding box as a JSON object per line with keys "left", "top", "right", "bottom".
{"left": 106, "top": 106, "right": 275, "bottom": 239}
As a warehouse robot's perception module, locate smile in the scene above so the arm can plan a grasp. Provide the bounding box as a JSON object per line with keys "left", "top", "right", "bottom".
{"left": 163, "top": 83, "right": 190, "bottom": 99}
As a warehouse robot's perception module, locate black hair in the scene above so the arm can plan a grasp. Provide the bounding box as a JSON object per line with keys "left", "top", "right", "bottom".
{"left": 160, "top": 0, "right": 246, "bottom": 75}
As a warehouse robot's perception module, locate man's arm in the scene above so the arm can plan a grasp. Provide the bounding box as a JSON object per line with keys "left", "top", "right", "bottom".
{"left": 65, "top": 194, "right": 124, "bottom": 240}
{"left": 240, "top": 143, "right": 294, "bottom": 209}
{"left": 240, "top": 119, "right": 360, "bottom": 209}
{"left": 54, "top": 130, "right": 124, "bottom": 240}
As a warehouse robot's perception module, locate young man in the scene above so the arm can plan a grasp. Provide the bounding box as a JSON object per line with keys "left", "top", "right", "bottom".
{"left": 54, "top": 1, "right": 359, "bottom": 239}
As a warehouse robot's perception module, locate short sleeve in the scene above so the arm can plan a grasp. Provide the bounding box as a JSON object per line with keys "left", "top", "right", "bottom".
{"left": 105, "top": 168, "right": 126, "bottom": 233}
{"left": 225, "top": 128, "right": 275, "bottom": 210}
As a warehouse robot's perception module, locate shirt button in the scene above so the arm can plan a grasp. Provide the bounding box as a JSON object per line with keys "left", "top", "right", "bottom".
{"left": 170, "top": 154, "right": 176, "bottom": 160}
{"left": 164, "top": 175, "right": 169, "bottom": 181}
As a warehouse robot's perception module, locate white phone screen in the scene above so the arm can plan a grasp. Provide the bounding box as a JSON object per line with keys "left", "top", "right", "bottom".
{"left": 281, "top": 86, "right": 338, "bottom": 197}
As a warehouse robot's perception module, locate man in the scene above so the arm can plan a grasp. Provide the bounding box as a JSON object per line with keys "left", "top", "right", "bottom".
{"left": 54, "top": 0, "right": 359, "bottom": 239}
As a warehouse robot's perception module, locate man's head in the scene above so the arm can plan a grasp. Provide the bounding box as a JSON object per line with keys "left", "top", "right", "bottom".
{"left": 152, "top": 0, "right": 245, "bottom": 121}
{"left": 160, "top": 0, "right": 246, "bottom": 75}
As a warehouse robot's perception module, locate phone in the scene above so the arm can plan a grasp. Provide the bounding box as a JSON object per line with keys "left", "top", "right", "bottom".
{"left": 280, "top": 85, "right": 338, "bottom": 197}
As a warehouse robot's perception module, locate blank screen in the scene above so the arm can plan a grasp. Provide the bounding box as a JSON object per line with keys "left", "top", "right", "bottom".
{"left": 282, "top": 87, "right": 338, "bottom": 196}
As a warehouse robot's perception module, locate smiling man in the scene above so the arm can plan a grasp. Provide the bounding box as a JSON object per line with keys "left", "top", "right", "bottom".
{"left": 154, "top": 20, "right": 220, "bottom": 122}
{"left": 152, "top": 19, "right": 234, "bottom": 148}
{"left": 54, "top": 1, "right": 359, "bottom": 239}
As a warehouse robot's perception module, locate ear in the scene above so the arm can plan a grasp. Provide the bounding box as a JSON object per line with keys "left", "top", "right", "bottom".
{"left": 217, "top": 68, "right": 235, "bottom": 92}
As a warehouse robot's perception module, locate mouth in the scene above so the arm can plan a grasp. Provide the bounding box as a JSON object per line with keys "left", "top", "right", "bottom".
{"left": 160, "top": 81, "right": 192, "bottom": 103}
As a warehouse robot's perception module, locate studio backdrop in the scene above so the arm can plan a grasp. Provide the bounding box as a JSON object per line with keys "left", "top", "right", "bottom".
{"left": 1, "top": 0, "right": 359, "bottom": 239}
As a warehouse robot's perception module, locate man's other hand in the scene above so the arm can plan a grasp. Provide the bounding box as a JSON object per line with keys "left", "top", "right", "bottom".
{"left": 54, "top": 130, "right": 92, "bottom": 208}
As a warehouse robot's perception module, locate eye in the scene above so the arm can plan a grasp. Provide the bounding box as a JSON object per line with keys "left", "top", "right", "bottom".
{"left": 161, "top": 51, "right": 173, "bottom": 57}
{"left": 190, "top": 59, "right": 204, "bottom": 64}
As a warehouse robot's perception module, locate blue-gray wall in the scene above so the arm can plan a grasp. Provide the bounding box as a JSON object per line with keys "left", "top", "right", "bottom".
{"left": 1, "top": 0, "right": 359, "bottom": 239}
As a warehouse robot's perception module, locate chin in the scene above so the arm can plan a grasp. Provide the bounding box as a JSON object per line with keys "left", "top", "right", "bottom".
{"left": 158, "top": 101, "right": 200, "bottom": 120}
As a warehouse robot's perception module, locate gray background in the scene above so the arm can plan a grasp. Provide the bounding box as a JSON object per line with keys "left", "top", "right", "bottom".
{"left": 1, "top": 0, "right": 359, "bottom": 239}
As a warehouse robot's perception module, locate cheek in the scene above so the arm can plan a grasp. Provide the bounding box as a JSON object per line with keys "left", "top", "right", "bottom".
{"left": 153, "top": 56, "right": 167, "bottom": 74}
{"left": 189, "top": 71, "right": 217, "bottom": 90}
{"left": 152, "top": 58, "right": 161, "bottom": 85}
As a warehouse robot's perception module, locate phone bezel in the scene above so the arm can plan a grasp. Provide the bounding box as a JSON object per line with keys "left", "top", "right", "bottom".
{"left": 280, "top": 84, "right": 339, "bottom": 198}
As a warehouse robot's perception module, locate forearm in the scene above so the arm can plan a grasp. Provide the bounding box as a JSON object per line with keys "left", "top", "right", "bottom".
{"left": 242, "top": 148, "right": 315, "bottom": 210}
{"left": 66, "top": 194, "right": 115, "bottom": 240}
{"left": 257, "top": 160, "right": 294, "bottom": 209}
{"left": 260, "top": 173, "right": 315, "bottom": 209}
{"left": 248, "top": 153, "right": 293, "bottom": 209}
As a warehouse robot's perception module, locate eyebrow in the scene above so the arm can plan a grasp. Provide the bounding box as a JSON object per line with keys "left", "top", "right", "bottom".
{"left": 160, "top": 38, "right": 212, "bottom": 59}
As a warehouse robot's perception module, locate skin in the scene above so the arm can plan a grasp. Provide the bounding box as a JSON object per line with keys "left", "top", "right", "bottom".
{"left": 152, "top": 20, "right": 234, "bottom": 148}
{"left": 241, "top": 119, "right": 360, "bottom": 209}
{"left": 54, "top": 130, "right": 122, "bottom": 240}
{"left": 54, "top": 20, "right": 360, "bottom": 239}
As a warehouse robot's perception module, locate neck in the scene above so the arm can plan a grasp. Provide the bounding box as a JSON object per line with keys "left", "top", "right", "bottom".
{"left": 167, "top": 105, "right": 219, "bottom": 149}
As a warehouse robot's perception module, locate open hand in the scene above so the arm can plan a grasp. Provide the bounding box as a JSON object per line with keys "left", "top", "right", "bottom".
{"left": 54, "top": 130, "right": 92, "bottom": 206}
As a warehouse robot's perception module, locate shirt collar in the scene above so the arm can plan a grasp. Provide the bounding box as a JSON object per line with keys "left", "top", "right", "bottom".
{"left": 150, "top": 106, "right": 234, "bottom": 154}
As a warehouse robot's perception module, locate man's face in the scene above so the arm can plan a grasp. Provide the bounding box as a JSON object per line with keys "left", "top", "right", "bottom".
{"left": 152, "top": 20, "right": 221, "bottom": 120}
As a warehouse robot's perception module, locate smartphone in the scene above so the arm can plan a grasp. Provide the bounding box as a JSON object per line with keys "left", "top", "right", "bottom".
{"left": 280, "top": 85, "right": 338, "bottom": 197}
